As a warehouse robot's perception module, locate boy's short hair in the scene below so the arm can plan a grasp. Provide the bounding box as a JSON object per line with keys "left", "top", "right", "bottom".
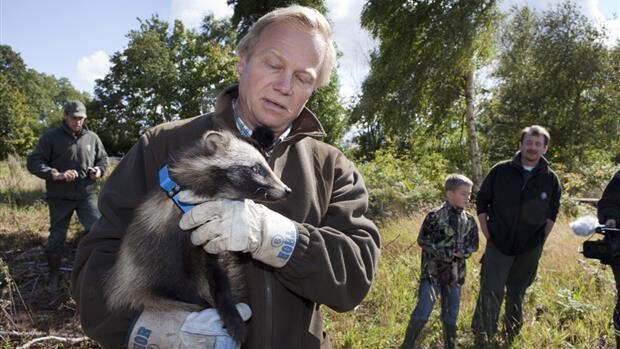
{"left": 444, "top": 174, "right": 473, "bottom": 192}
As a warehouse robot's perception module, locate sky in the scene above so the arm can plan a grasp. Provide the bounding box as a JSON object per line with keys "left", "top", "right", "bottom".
{"left": 1, "top": 0, "right": 619, "bottom": 101}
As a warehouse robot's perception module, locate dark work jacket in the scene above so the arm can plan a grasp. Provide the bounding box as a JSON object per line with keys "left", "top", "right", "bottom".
{"left": 26, "top": 123, "right": 108, "bottom": 200}
{"left": 476, "top": 153, "right": 562, "bottom": 255}
{"left": 71, "top": 86, "right": 380, "bottom": 349}
{"left": 598, "top": 170, "right": 620, "bottom": 225}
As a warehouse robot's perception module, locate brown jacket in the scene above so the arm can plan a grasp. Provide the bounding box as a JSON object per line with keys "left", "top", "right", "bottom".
{"left": 71, "top": 86, "right": 381, "bottom": 349}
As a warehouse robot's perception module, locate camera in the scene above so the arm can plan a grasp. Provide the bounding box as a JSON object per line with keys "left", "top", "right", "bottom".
{"left": 582, "top": 227, "right": 620, "bottom": 264}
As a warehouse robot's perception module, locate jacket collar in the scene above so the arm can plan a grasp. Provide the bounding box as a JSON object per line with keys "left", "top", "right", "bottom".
{"left": 61, "top": 122, "right": 87, "bottom": 137}
{"left": 211, "top": 85, "right": 326, "bottom": 143}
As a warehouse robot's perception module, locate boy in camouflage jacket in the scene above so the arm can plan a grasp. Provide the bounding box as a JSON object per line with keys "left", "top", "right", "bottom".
{"left": 400, "top": 174, "right": 479, "bottom": 349}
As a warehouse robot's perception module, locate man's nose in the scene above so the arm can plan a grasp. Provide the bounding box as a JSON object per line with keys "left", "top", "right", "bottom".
{"left": 273, "top": 73, "right": 293, "bottom": 95}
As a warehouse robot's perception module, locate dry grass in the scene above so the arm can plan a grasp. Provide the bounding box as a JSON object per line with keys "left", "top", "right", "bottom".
{"left": 0, "top": 156, "right": 616, "bottom": 348}
{"left": 324, "top": 211, "right": 617, "bottom": 349}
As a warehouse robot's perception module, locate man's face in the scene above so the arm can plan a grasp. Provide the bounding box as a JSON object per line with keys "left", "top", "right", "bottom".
{"left": 236, "top": 21, "right": 325, "bottom": 135}
{"left": 519, "top": 133, "right": 548, "bottom": 165}
{"left": 64, "top": 114, "right": 85, "bottom": 133}
{"left": 446, "top": 185, "right": 472, "bottom": 210}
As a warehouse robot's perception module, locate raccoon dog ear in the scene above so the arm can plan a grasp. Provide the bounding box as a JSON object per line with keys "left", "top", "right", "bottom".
{"left": 202, "top": 131, "right": 229, "bottom": 155}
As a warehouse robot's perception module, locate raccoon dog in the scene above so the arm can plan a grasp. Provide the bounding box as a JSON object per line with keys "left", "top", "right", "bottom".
{"left": 105, "top": 130, "right": 291, "bottom": 343}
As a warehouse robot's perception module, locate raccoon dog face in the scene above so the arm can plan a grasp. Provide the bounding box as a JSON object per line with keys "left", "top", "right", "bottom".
{"left": 170, "top": 130, "right": 291, "bottom": 202}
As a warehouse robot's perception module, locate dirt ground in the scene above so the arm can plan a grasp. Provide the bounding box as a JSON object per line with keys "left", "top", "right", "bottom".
{"left": 0, "top": 231, "right": 101, "bottom": 348}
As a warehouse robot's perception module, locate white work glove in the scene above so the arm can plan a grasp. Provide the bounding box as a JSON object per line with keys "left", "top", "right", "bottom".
{"left": 178, "top": 195, "right": 298, "bottom": 268}
{"left": 127, "top": 303, "right": 252, "bottom": 349}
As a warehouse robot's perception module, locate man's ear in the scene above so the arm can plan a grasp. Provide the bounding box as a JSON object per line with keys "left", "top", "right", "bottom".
{"left": 237, "top": 55, "right": 247, "bottom": 75}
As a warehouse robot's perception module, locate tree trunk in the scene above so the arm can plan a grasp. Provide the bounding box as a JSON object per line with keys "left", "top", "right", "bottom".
{"left": 464, "top": 70, "right": 483, "bottom": 192}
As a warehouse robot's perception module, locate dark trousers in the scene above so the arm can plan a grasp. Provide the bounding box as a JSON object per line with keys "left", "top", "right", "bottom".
{"left": 612, "top": 263, "right": 620, "bottom": 336}
{"left": 471, "top": 241, "right": 544, "bottom": 338}
{"left": 46, "top": 194, "right": 100, "bottom": 254}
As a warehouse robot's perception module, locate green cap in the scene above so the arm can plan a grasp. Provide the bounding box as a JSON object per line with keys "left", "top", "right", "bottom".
{"left": 64, "top": 100, "right": 87, "bottom": 118}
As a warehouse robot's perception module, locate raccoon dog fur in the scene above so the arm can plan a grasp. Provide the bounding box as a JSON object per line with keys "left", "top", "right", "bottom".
{"left": 105, "top": 130, "right": 291, "bottom": 343}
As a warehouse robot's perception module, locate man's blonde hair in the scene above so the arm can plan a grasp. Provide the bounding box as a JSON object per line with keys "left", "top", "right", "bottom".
{"left": 235, "top": 5, "right": 336, "bottom": 88}
{"left": 444, "top": 174, "right": 473, "bottom": 192}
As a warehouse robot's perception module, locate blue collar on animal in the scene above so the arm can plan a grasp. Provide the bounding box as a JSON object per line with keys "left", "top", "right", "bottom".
{"left": 158, "top": 165, "right": 195, "bottom": 213}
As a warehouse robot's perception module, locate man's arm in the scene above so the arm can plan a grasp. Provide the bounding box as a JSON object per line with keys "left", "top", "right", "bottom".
{"left": 477, "top": 213, "right": 490, "bottom": 240}
{"left": 476, "top": 168, "right": 495, "bottom": 241}
{"left": 274, "top": 153, "right": 380, "bottom": 312}
{"left": 26, "top": 132, "right": 57, "bottom": 180}
{"left": 544, "top": 172, "right": 562, "bottom": 239}
{"left": 544, "top": 218, "right": 555, "bottom": 239}
{"left": 93, "top": 133, "right": 109, "bottom": 175}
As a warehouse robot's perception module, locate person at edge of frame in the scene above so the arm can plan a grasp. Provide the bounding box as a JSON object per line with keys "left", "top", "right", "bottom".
{"left": 598, "top": 169, "right": 620, "bottom": 349}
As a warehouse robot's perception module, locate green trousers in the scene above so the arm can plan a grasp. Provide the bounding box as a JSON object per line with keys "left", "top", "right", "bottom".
{"left": 46, "top": 194, "right": 100, "bottom": 254}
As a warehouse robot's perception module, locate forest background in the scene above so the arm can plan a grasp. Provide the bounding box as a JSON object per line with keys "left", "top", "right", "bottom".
{"left": 1, "top": 0, "right": 619, "bottom": 347}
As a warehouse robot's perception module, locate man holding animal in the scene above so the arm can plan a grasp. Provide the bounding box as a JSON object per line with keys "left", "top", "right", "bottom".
{"left": 71, "top": 5, "right": 380, "bottom": 349}
{"left": 27, "top": 100, "right": 108, "bottom": 290}
{"left": 471, "top": 125, "right": 562, "bottom": 347}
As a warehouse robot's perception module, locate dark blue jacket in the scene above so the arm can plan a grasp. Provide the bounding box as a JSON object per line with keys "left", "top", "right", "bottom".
{"left": 476, "top": 153, "right": 562, "bottom": 255}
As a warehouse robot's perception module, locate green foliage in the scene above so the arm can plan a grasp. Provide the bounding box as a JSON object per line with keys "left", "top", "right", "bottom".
{"left": 0, "top": 75, "right": 38, "bottom": 159}
{"left": 90, "top": 15, "right": 239, "bottom": 155}
{"left": 481, "top": 2, "right": 620, "bottom": 169}
{"left": 357, "top": 146, "right": 446, "bottom": 219}
{"left": 324, "top": 215, "right": 617, "bottom": 348}
{"left": 354, "top": 0, "right": 499, "bottom": 156}
{"left": 306, "top": 74, "right": 347, "bottom": 146}
{"left": 0, "top": 45, "right": 87, "bottom": 159}
{"left": 228, "top": 0, "right": 327, "bottom": 41}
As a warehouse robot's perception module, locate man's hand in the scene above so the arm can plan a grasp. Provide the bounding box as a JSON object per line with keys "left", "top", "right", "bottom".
{"left": 605, "top": 219, "right": 617, "bottom": 228}
{"left": 88, "top": 166, "right": 102, "bottom": 180}
{"left": 128, "top": 303, "right": 252, "bottom": 349}
{"left": 51, "top": 169, "right": 78, "bottom": 182}
{"left": 179, "top": 196, "right": 298, "bottom": 268}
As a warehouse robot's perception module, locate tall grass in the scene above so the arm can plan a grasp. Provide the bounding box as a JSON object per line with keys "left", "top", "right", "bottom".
{"left": 0, "top": 157, "right": 616, "bottom": 348}
{"left": 324, "top": 213, "right": 616, "bottom": 348}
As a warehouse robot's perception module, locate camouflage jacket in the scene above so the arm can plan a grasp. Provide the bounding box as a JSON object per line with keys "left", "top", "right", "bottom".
{"left": 418, "top": 202, "right": 479, "bottom": 286}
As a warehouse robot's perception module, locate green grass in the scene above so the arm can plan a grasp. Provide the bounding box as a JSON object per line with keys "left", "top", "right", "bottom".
{"left": 324, "top": 213, "right": 616, "bottom": 348}
{"left": 0, "top": 156, "right": 616, "bottom": 348}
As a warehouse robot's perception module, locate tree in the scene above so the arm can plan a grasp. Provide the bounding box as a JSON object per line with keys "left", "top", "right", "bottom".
{"left": 0, "top": 74, "right": 38, "bottom": 158}
{"left": 90, "top": 15, "right": 238, "bottom": 155}
{"left": 228, "top": 0, "right": 347, "bottom": 146}
{"left": 355, "top": 0, "right": 499, "bottom": 189}
{"left": 228, "top": 0, "right": 326, "bottom": 41}
{"left": 0, "top": 45, "right": 86, "bottom": 159}
{"left": 482, "top": 2, "right": 619, "bottom": 168}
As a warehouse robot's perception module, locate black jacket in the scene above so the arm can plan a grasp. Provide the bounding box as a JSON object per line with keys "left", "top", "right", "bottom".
{"left": 476, "top": 153, "right": 562, "bottom": 255}
{"left": 598, "top": 170, "right": 620, "bottom": 225}
{"left": 27, "top": 123, "right": 108, "bottom": 200}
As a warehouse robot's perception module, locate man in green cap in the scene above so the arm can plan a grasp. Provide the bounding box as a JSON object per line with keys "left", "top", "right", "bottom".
{"left": 27, "top": 100, "right": 108, "bottom": 290}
